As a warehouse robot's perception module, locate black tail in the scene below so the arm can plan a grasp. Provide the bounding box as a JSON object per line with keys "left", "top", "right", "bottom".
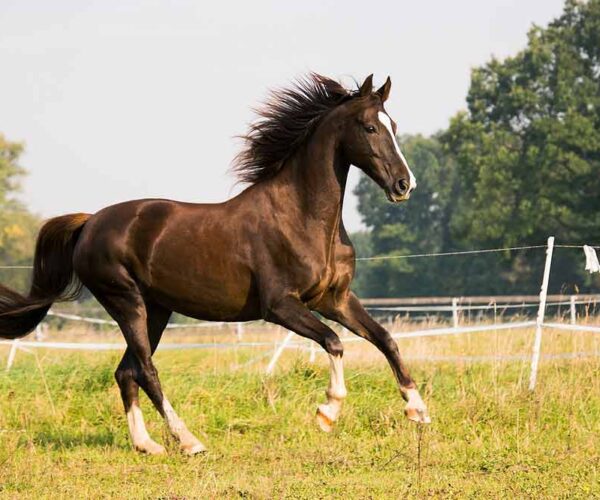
{"left": 0, "top": 213, "right": 91, "bottom": 339}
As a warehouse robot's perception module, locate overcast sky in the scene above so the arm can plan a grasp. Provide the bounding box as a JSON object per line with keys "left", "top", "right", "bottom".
{"left": 1, "top": 0, "right": 565, "bottom": 231}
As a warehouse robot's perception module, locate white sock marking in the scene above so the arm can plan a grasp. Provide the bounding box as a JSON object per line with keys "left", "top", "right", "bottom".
{"left": 162, "top": 397, "right": 205, "bottom": 451}
{"left": 327, "top": 354, "right": 347, "bottom": 401}
{"left": 126, "top": 402, "right": 153, "bottom": 447}
{"left": 163, "top": 398, "right": 186, "bottom": 435}
{"left": 318, "top": 354, "right": 347, "bottom": 424}
{"left": 377, "top": 111, "right": 417, "bottom": 190}
{"left": 406, "top": 388, "right": 426, "bottom": 410}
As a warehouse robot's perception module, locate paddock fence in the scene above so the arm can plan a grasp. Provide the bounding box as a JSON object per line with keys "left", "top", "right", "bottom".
{"left": 1, "top": 237, "right": 599, "bottom": 389}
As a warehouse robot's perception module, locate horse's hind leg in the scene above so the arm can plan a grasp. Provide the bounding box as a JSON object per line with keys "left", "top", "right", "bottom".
{"left": 94, "top": 282, "right": 206, "bottom": 455}
{"left": 114, "top": 303, "right": 170, "bottom": 455}
{"left": 116, "top": 348, "right": 164, "bottom": 454}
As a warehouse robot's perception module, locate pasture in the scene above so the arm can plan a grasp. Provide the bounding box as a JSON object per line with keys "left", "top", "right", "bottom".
{"left": 0, "top": 322, "right": 599, "bottom": 498}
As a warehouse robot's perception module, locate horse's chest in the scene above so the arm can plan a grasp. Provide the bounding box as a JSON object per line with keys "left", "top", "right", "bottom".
{"left": 300, "top": 253, "right": 352, "bottom": 306}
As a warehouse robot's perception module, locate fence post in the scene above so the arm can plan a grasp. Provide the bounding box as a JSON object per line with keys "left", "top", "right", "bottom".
{"left": 570, "top": 295, "right": 576, "bottom": 325}
{"left": 236, "top": 322, "right": 244, "bottom": 340}
{"left": 452, "top": 298, "right": 459, "bottom": 328}
{"left": 6, "top": 339, "right": 19, "bottom": 372}
{"left": 309, "top": 341, "right": 316, "bottom": 363}
{"left": 266, "top": 330, "right": 295, "bottom": 375}
{"left": 529, "top": 236, "right": 555, "bottom": 391}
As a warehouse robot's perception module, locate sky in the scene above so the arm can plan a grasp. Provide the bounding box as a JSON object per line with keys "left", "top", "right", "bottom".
{"left": 1, "top": 0, "right": 566, "bottom": 232}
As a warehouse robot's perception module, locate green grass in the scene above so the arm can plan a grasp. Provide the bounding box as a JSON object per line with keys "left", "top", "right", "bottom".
{"left": 0, "top": 339, "right": 599, "bottom": 498}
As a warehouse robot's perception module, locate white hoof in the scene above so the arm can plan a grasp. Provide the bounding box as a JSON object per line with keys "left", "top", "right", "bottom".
{"left": 182, "top": 441, "right": 207, "bottom": 456}
{"left": 405, "top": 406, "right": 431, "bottom": 424}
{"left": 316, "top": 407, "right": 334, "bottom": 432}
{"left": 404, "top": 389, "right": 431, "bottom": 424}
{"left": 134, "top": 439, "right": 166, "bottom": 455}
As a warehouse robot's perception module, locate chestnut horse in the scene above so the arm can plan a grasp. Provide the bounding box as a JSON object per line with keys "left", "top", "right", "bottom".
{"left": 0, "top": 74, "right": 429, "bottom": 455}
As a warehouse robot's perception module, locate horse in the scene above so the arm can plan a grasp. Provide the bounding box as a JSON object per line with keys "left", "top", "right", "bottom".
{"left": 0, "top": 73, "right": 430, "bottom": 455}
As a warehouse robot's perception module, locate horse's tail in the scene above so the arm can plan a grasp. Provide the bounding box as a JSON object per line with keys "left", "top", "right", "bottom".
{"left": 0, "top": 213, "right": 91, "bottom": 339}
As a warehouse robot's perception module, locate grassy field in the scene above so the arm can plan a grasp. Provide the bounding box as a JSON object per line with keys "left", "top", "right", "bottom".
{"left": 0, "top": 324, "right": 599, "bottom": 498}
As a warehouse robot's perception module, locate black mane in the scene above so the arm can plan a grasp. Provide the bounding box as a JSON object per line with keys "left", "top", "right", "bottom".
{"left": 234, "top": 74, "right": 356, "bottom": 184}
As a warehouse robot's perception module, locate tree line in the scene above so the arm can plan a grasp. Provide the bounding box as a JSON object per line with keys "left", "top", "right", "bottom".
{"left": 352, "top": 0, "right": 600, "bottom": 297}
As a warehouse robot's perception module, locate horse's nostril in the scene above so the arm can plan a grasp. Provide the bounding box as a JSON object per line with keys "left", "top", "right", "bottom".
{"left": 396, "top": 179, "right": 409, "bottom": 196}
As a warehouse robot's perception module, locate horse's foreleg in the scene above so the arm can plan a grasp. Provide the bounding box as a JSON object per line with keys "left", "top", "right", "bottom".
{"left": 317, "top": 352, "right": 347, "bottom": 432}
{"left": 266, "top": 296, "right": 347, "bottom": 431}
{"left": 318, "top": 292, "right": 430, "bottom": 424}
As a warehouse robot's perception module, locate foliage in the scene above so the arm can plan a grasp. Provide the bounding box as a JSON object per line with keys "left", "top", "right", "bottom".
{"left": 353, "top": 135, "right": 462, "bottom": 297}
{"left": 353, "top": 0, "right": 600, "bottom": 297}
{"left": 0, "top": 134, "right": 39, "bottom": 293}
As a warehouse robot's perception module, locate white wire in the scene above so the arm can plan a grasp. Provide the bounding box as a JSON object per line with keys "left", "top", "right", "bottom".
{"left": 0, "top": 242, "right": 597, "bottom": 268}
{"left": 356, "top": 245, "right": 547, "bottom": 261}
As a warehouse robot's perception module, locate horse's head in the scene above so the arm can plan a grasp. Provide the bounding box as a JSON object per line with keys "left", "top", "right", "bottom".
{"left": 340, "top": 75, "right": 416, "bottom": 202}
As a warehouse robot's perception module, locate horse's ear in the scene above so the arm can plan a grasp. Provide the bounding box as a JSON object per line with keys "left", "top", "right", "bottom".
{"left": 359, "top": 74, "right": 374, "bottom": 97}
{"left": 376, "top": 76, "right": 392, "bottom": 102}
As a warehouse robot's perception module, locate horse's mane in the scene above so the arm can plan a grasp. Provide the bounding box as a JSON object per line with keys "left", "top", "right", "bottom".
{"left": 233, "top": 73, "right": 357, "bottom": 184}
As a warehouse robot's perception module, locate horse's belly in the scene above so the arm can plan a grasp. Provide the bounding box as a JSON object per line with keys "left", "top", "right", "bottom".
{"left": 147, "top": 259, "right": 260, "bottom": 322}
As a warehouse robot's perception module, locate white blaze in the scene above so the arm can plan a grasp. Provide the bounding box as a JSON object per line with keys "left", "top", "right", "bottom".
{"left": 377, "top": 111, "right": 417, "bottom": 190}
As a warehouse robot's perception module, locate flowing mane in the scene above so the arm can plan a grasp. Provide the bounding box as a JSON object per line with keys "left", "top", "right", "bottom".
{"left": 234, "top": 73, "right": 357, "bottom": 184}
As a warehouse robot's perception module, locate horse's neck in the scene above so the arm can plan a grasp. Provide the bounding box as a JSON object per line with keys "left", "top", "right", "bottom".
{"left": 271, "top": 129, "right": 349, "bottom": 235}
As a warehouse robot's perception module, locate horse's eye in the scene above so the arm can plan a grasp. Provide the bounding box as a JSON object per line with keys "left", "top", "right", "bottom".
{"left": 365, "top": 125, "right": 376, "bottom": 134}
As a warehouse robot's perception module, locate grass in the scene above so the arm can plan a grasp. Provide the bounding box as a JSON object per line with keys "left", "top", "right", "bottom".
{"left": 0, "top": 325, "right": 599, "bottom": 499}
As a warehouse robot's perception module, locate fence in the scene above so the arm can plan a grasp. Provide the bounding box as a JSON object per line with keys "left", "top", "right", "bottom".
{"left": 1, "top": 237, "right": 599, "bottom": 388}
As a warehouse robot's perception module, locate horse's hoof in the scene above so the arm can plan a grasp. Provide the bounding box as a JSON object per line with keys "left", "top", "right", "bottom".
{"left": 405, "top": 407, "right": 431, "bottom": 424}
{"left": 181, "top": 442, "right": 207, "bottom": 456}
{"left": 135, "top": 440, "right": 166, "bottom": 455}
{"left": 316, "top": 407, "right": 334, "bottom": 433}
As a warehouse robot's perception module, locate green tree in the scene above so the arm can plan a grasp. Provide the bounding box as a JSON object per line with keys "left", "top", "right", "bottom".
{"left": 353, "top": 0, "right": 600, "bottom": 297}
{"left": 352, "top": 134, "right": 460, "bottom": 297}
{"left": 443, "top": 0, "right": 600, "bottom": 293}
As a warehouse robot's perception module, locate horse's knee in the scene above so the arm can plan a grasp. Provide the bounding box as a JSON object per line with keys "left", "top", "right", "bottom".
{"left": 115, "top": 362, "right": 135, "bottom": 388}
{"left": 134, "top": 361, "right": 158, "bottom": 387}
{"left": 324, "top": 335, "right": 343, "bottom": 357}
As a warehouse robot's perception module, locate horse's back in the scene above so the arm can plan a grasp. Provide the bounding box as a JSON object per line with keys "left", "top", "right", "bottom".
{"left": 73, "top": 198, "right": 261, "bottom": 321}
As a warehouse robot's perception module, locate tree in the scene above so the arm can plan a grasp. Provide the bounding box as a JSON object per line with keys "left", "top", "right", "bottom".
{"left": 352, "top": 0, "right": 600, "bottom": 297}
{"left": 442, "top": 0, "right": 600, "bottom": 293}
{"left": 0, "top": 134, "right": 39, "bottom": 292}
{"left": 352, "top": 134, "right": 461, "bottom": 297}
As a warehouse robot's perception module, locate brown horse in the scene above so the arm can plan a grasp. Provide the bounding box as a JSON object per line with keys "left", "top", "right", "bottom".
{"left": 0, "top": 74, "right": 429, "bottom": 455}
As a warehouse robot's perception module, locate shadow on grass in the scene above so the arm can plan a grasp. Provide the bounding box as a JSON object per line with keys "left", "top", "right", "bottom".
{"left": 29, "top": 430, "right": 125, "bottom": 450}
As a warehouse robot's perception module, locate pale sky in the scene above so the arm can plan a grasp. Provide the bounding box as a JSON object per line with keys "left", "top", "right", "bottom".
{"left": 1, "top": 0, "right": 565, "bottom": 231}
